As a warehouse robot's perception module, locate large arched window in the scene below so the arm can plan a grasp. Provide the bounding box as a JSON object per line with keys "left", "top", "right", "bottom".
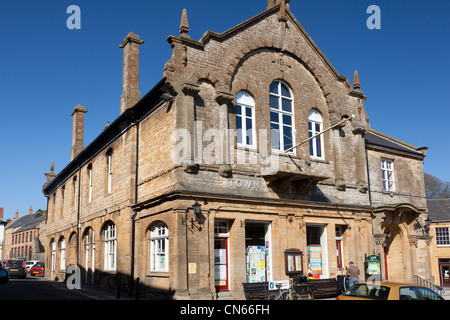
{"left": 103, "top": 222, "right": 116, "bottom": 271}
{"left": 308, "top": 109, "right": 324, "bottom": 159}
{"left": 270, "top": 81, "right": 294, "bottom": 152}
{"left": 150, "top": 222, "right": 169, "bottom": 272}
{"left": 236, "top": 91, "right": 256, "bottom": 148}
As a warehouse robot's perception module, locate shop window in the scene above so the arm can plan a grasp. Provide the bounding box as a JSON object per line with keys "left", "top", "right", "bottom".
{"left": 245, "top": 222, "right": 272, "bottom": 283}
{"left": 306, "top": 225, "right": 328, "bottom": 279}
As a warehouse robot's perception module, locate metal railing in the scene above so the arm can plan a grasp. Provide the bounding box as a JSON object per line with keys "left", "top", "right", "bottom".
{"left": 413, "top": 275, "right": 445, "bottom": 296}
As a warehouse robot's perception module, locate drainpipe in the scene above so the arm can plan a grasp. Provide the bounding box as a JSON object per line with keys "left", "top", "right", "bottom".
{"left": 75, "top": 159, "right": 82, "bottom": 270}
{"left": 130, "top": 117, "right": 139, "bottom": 296}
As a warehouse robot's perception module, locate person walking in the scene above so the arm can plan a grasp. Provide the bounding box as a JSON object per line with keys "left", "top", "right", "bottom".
{"left": 347, "top": 261, "right": 360, "bottom": 288}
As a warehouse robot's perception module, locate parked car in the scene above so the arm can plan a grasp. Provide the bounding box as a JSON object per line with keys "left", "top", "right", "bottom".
{"left": 25, "top": 260, "right": 40, "bottom": 272}
{"left": 4, "top": 260, "right": 27, "bottom": 279}
{"left": 0, "top": 269, "right": 9, "bottom": 285}
{"left": 30, "top": 262, "right": 45, "bottom": 277}
{"left": 336, "top": 282, "right": 444, "bottom": 300}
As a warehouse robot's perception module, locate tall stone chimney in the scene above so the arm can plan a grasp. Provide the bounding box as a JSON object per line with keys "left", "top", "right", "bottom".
{"left": 70, "top": 105, "right": 88, "bottom": 161}
{"left": 119, "top": 32, "right": 144, "bottom": 114}
{"left": 15, "top": 210, "right": 19, "bottom": 219}
{"left": 0, "top": 207, "right": 4, "bottom": 220}
{"left": 28, "top": 206, "right": 33, "bottom": 215}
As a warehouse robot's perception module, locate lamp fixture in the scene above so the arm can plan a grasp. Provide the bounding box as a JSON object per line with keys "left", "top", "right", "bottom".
{"left": 191, "top": 201, "right": 206, "bottom": 230}
{"left": 424, "top": 217, "right": 432, "bottom": 236}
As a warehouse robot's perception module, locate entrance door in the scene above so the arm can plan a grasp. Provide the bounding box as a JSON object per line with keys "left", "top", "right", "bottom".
{"left": 439, "top": 263, "right": 450, "bottom": 287}
{"left": 215, "top": 221, "right": 230, "bottom": 292}
{"left": 214, "top": 239, "right": 229, "bottom": 291}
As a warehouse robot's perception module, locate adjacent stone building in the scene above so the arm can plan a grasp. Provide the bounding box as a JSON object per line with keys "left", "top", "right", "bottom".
{"left": 42, "top": 0, "right": 432, "bottom": 299}
{"left": 2, "top": 207, "right": 46, "bottom": 261}
{"left": 428, "top": 199, "right": 450, "bottom": 288}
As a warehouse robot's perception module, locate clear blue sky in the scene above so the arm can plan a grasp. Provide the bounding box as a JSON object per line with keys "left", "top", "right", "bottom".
{"left": 0, "top": 0, "right": 449, "bottom": 220}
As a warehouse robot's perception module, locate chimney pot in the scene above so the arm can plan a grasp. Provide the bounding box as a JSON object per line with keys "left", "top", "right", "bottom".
{"left": 15, "top": 210, "right": 19, "bottom": 219}
{"left": 0, "top": 207, "right": 3, "bottom": 220}
{"left": 29, "top": 206, "right": 33, "bottom": 215}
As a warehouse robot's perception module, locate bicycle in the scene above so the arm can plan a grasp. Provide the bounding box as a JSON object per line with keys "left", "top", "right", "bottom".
{"left": 268, "top": 283, "right": 290, "bottom": 300}
{"left": 268, "top": 279, "right": 314, "bottom": 300}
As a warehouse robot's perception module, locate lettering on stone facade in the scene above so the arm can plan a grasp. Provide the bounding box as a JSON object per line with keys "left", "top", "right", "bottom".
{"left": 229, "top": 178, "right": 261, "bottom": 191}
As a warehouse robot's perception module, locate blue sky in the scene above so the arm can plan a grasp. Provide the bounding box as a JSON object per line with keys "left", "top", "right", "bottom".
{"left": 0, "top": 0, "right": 449, "bottom": 220}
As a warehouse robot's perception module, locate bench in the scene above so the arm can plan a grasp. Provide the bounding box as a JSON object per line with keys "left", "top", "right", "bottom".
{"left": 242, "top": 282, "right": 269, "bottom": 300}
{"left": 307, "top": 278, "right": 338, "bottom": 299}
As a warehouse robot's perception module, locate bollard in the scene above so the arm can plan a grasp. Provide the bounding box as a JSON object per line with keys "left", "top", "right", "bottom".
{"left": 135, "top": 278, "right": 140, "bottom": 300}
{"left": 117, "top": 274, "right": 123, "bottom": 299}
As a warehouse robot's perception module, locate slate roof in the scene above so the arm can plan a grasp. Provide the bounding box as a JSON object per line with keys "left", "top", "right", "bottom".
{"left": 365, "top": 129, "right": 425, "bottom": 157}
{"left": 427, "top": 199, "right": 450, "bottom": 222}
{"left": 6, "top": 213, "right": 46, "bottom": 233}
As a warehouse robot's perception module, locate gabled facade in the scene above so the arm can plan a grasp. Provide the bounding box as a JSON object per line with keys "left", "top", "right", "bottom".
{"left": 43, "top": 1, "right": 431, "bottom": 299}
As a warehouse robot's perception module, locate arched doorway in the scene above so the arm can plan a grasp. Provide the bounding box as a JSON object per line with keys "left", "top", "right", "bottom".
{"left": 384, "top": 225, "right": 406, "bottom": 282}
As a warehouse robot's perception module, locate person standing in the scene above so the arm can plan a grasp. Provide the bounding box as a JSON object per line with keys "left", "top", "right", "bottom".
{"left": 347, "top": 261, "right": 360, "bottom": 288}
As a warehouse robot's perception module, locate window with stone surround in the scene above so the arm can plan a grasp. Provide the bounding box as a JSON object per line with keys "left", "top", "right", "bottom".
{"left": 381, "top": 159, "right": 395, "bottom": 192}
{"left": 236, "top": 91, "right": 256, "bottom": 148}
{"left": 308, "top": 109, "right": 324, "bottom": 159}
{"left": 87, "top": 164, "right": 93, "bottom": 204}
{"left": 106, "top": 149, "right": 113, "bottom": 195}
{"left": 270, "top": 81, "right": 294, "bottom": 153}
{"left": 103, "top": 222, "right": 117, "bottom": 271}
{"left": 150, "top": 222, "right": 169, "bottom": 272}
{"left": 436, "top": 227, "right": 450, "bottom": 246}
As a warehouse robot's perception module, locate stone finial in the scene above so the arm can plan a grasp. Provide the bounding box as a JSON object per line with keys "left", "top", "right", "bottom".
{"left": 179, "top": 8, "right": 190, "bottom": 39}
{"left": 353, "top": 70, "right": 362, "bottom": 93}
{"left": 43, "top": 160, "right": 58, "bottom": 194}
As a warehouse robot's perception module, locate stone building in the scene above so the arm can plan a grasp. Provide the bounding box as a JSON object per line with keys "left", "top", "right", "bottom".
{"left": 428, "top": 199, "right": 450, "bottom": 288}
{"left": 2, "top": 207, "right": 46, "bottom": 261}
{"left": 42, "top": 0, "right": 432, "bottom": 299}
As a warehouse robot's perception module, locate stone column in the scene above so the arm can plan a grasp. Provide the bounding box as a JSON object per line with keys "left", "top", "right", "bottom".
{"left": 215, "top": 92, "right": 235, "bottom": 177}
{"left": 181, "top": 83, "right": 200, "bottom": 168}
{"left": 409, "top": 236, "right": 419, "bottom": 280}
{"left": 331, "top": 125, "right": 345, "bottom": 190}
{"left": 352, "top": 128, "right": 369, "bottom": 193}
{"left": 374, "top": 234, "right": 387, "bottom": 280}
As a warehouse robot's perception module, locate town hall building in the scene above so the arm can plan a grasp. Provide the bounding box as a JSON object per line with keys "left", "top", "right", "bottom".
{"left": 42, "top": 0, "right": 432, "bottom": 300}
